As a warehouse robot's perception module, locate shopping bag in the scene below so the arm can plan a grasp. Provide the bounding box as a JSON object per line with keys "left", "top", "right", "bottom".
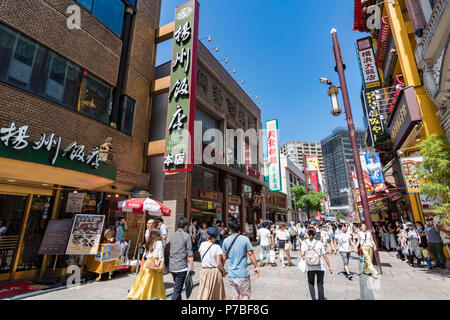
{"left": 184, "top": 271, "right": 194, "bottom": 299}
{"left": 298, "top": 258, "right": 306, "bottom": 273}
{"left": 269, "top": 250, "right": 276, "bottom": 264}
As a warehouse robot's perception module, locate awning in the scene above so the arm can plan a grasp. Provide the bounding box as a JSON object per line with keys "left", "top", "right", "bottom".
{"left": 357, "top": 189, "right": 401, "bottom": 206}
{"left": 0, "top": 157, "right": 115, "bottom": 190}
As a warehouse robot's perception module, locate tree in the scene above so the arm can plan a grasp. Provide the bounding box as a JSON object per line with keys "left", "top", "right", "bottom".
{"left": 290, "top": 186, "right": 328, "bottom": 213}
{"left": 336, "top": 213, "right": 346, "bottom": 221}
{"left": 417, "top": 134, "right": 450, "bottom": 226}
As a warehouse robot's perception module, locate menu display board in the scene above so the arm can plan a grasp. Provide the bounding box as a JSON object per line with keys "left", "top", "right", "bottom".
{"left": 38, "top": 219, "right": 73, "bottom": 255}
{"left": 65, "top": 214, "right": 105, "bottom": 255}
{"left": 65, "top": 192, "right": 84, "bottom": 213}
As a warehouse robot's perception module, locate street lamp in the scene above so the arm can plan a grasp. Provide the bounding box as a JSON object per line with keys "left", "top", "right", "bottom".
{"left": 321, "top": 28, "right": 382, "bottom": 272}
{"left": 320, "top": 78, "right": 342, "bottom": 117}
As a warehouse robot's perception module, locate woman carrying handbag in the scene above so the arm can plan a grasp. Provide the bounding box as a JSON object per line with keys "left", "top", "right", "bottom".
{"left": 127, "top": 229, "right": 166, "bottom": 300}
{"left": 198, "top": 226, "right": 226, "bottom": 300}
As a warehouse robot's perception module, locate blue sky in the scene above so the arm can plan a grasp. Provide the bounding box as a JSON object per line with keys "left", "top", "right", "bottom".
{"left": 156, "top": 0, "right": 368, "bottom": 145}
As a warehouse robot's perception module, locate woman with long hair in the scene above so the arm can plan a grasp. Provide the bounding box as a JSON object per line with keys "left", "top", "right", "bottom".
{"left": 355, "top": 223, "right": 378, "bottom": 277}
{"left": 276, "top": 223, "right": 292, "bottom": 267}
{"left": 198, "top": 226, "right": 226, "bottom": 300}
{"left": 301, "top": 228, "right": 333, "bottom": 300}
{"left": 126, "top": 229, "right": 165, "bottom": 300}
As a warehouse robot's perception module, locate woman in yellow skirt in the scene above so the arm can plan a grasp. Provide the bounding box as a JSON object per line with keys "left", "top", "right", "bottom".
{"left": 126, "top": 229, "right": 166, "bottom": 300}
{"left": 198, "top": 226, "right": 226, "bottom": 300}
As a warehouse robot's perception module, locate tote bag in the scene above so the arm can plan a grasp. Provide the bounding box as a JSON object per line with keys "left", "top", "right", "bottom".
{"left": 184, "top": 271, "right": 194, "bottom": 299}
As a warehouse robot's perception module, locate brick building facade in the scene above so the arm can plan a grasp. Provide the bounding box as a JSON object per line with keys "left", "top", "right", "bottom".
{"left": 0, "top": 0, "right": 161, "bottom": 282}
{"left": 149, "top": 41, "right": 265, "bottom": 240}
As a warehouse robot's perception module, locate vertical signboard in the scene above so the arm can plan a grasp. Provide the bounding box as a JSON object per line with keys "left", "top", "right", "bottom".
{"left": 306, "top": 155, "right": 320, "bottom": 172}
{"left": 364, "top": 153, "right": 384, "bottom": 185}
{"left": 356, "top": 37, "right": 382, "bottom": 91}
{"left": 266, "top": 120, "right": 281, "bottom": 191}
{"left": 400, "top": 156, "right": 424, "bottom": 193}
{"left": 164, "top": 0, "right": 200, "bottom": 172}
{"left": 363, "top": 90, "right": 384, "bottom": 145}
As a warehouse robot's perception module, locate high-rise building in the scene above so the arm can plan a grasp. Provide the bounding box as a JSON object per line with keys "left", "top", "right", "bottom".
{"left": 321, "top": 127, "right": 367, "bottom": 214}
{"left": 280, "top": 141, "right": 325, "bottom": 177}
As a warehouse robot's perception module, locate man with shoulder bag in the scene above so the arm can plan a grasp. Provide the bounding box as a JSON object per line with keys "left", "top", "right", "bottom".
{"left": 222, "top": 217, "right": 259, "bottom": 300}
{"left": 169, "top": 218, "right": 195, "bottom": 300}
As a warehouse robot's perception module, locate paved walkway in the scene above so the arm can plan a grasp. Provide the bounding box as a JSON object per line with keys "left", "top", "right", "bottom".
{"left": 20, "top": 247, "right": 450, "bottom": 300}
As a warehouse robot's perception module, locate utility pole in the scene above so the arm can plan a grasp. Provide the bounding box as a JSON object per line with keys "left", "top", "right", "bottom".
{"left": 331, "top": 29, "right": 382, "bottom": 272}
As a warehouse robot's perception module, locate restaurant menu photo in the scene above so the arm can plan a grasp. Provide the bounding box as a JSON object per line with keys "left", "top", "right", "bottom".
{"left": 66, "top": 214, "right": 105, "bottom": 255}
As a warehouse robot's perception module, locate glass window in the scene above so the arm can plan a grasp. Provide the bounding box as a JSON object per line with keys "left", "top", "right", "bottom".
{"left": 0, "top": 23, "right": 114, "bottom": 126}
{"left": 18, "top": 195, "right": 53, "bottom": 272}
{"left": 120, "top": 96, "right": 135, "bottom": 135}
{"left": 8, "top": 35, "right": 37, "bottom": 89}
{"left": 92, "top": 0, "right": 125, "bottom": 37}
{"left": 195, "top": 108, "right": 219, "bottom": 145}
{"left": 79, "top": 73, "right": 112, "bottom": 124}
{"left": 0, "top": 24, "right": 17, "bottom": 82}
{"left": 192, "top": 166, "right": 218, "bottom": 191}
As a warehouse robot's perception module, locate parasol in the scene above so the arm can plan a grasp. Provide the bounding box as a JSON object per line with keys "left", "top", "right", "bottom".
{"left": 117, "top": 198, "right": 171, "bottom": 269}
{"left": 118, "top": 197, "right": 171, "bottom": 216}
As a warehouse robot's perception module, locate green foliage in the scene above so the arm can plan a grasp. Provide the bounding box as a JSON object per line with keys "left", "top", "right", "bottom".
{"left": 290, "top": 186, "right": 328, "bottom": 212}
{"left": 417, "top": 134, "right": 450, "bottom": 226}
{"left": 336, "top": 213, "right": 346, "bottom": 221}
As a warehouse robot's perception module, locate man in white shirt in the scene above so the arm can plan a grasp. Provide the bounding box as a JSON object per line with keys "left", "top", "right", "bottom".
{"left": 335, "top": 224, "right": 355, "bottom": 280}
{"left": 257, "top": 223, "right": 272, "bottom": 267}
{"left": 156, "top": 218, "right": 168, "bottom": 248}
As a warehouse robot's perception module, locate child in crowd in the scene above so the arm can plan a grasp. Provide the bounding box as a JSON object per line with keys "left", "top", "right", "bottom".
{"left": 420, "top": 243, "right": 432, "bottom": 270}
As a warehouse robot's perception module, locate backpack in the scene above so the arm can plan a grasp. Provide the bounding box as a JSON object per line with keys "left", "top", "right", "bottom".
{"left": 289, "top": 227, "right": 296, "bottom": 237}
{"left": 304, "top": 240, "right": 321, "bottom": 266}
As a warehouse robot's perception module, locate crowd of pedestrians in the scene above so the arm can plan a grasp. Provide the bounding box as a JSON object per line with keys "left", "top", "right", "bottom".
{"left": 374, "top": 216, "right": 447, "bottom": 270}
{"left": 126, "top": 214, "right": 446, "bottom": 301}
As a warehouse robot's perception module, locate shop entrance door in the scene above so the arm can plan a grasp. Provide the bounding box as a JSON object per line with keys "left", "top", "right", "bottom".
{"left": 0, "top": 194, "right": 28, "bottom": 281}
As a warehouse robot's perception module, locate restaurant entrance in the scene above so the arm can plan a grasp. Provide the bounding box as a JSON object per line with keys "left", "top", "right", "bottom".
{"left": 0, "top": 187, "right": 54, "bottom": 282}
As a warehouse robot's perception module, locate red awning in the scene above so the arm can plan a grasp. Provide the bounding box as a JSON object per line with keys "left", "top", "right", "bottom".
{"left": 357, "top": 189, "right": 401, "bottom": 206}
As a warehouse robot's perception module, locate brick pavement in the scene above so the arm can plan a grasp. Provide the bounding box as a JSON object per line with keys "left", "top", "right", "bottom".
{"left": 21, "top": 247, "right": 450, "bottom": 300}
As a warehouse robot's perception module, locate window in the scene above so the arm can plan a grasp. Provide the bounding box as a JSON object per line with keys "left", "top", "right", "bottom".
{"left": 79, "top": 73, "right": 112, "bottom": 124}
{"left": 0, "top": 23, "right": 121, "bottom": 128}
{"left": 77, "top": 0, "right": 126, "bottom": 37}
{"left": 195, "top": 108, "right": 219, "bottom": 145}
{"left": 192, "top": 166, "right": 218, "bottom": 191}
{"left": 119, "top": 96, "right": 135, "bottom": 135}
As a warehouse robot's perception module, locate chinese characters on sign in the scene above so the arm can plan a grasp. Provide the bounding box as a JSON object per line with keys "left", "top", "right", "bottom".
{"left": 164, "top": 0, "right": 199, "bottom": 172}
{"left": 387, "top": 87, "right": 422, "bottom": 150}
{"left": 364, "top": 90, "right": 384, "bottom": 144}
{"left": 356, "top": 37, "right": 381, "bottom": 90}
{"left": 266, "top": 120, "right": 281, "bottom": 191}
{"left": 0, "top": 122, "right": 101, "bottom": 169}
{"left": 400, "top": 156, "right": 424, "bottom": 193}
